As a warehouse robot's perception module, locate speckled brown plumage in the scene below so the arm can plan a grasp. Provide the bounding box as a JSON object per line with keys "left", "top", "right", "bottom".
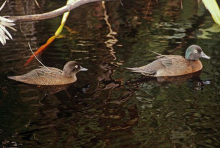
{"left": 8, "top": 61, "right": 87, "bottom": 85}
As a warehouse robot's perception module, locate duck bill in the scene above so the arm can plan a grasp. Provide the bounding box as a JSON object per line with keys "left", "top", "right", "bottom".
{"left": 80, "top": 66, "right": 88, "bottom": 71}
{"left": 201, "top": 52, "right": 210, "bottom": 59}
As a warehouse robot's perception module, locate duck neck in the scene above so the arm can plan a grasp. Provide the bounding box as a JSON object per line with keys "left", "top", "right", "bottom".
{"left": 186, "top": 55, "right": 199, "bottom": 61}
{"left": 62, "top": 70, "right": 76, "bottom": 78}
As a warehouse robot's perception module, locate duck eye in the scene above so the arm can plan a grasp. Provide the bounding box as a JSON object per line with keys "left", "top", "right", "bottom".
{"left": 194, "top": 50, "right": 198, "bottom": 53}
{"left": 75, "top": 65, "right": 79, "bottom": 68}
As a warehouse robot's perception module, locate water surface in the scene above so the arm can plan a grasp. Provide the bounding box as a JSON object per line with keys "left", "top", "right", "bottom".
{"left": 0, "top": 0, "right": 220, "bottom": 147}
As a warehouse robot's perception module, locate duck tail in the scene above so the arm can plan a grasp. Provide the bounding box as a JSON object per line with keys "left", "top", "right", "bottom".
{"left": 8, "top": 76, "right": 17, "bottom": 80}
{"left": 8, "top": 76, "right": 23, "bottom": 82}
{"left": 126, "top": 67, "right": 144, "bottom": 73}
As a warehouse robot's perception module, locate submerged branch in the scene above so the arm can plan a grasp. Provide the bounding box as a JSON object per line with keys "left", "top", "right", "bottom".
{"left": 9, "top": 0, "right": 116, "bottom": 22}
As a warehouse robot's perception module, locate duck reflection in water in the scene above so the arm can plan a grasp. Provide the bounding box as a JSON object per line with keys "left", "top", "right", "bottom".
{"left": 127, "top": 70, "right": 211, "bottom": 91}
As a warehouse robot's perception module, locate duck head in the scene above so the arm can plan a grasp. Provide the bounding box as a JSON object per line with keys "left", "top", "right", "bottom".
{"left": 185, "top": 45, "right": 210, "bottom": 61}
{"left": 62, "top": 61, "right": 88, "bottom": 78}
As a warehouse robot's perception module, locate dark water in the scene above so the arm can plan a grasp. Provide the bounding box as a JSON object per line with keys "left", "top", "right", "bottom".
{"left": 0, "top": 0, "right": 220, "bottom": 147}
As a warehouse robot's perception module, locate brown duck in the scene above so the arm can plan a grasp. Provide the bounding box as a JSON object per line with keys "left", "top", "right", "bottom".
{"left": 8, "top": 61, "right": 88, "bottom": 85}
{"left": 127, "top": 45, "right": 210, "bottom": 77}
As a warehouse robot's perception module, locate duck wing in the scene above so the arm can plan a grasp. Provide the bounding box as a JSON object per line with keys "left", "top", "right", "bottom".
{"left": 157, "top": 55, "right": 173, "bottom": 68}
{"left": 156, "top": 55, "right": 194, "bottom": 76}
{"left": 8, "top": 67, "right": 65, "bottom": 85}
{"left": 127, "top": 55, "right": 173, "bottom": 76}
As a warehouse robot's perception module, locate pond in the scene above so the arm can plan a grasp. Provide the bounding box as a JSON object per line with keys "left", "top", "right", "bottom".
{"left": 0, "top": 0, "right": 220, "bottom": 147}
